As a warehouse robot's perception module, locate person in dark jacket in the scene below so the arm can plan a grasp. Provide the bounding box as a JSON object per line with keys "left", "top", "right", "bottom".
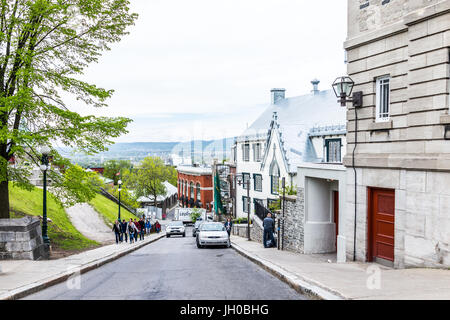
{"left": 224, "top": 218, "right": 233, "bottom": 237}
{"left": 121, "top": 219, "right": 128, "bottom": 243}
{"left": 139, "top": 218, "right": 145, "bottom": 240}
{"left": 134, "top": 219, "right": 140, "bottom": 241}
{"left": 112, "top": 220, "right": 121, "bottom": 244}
{"left": 263, "top": 213, "right": 275, "bottom": 248}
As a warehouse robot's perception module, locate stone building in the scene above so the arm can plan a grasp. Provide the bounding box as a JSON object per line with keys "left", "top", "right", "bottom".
{"left": 344, "top": 0, "right": 450, "bottom": 268}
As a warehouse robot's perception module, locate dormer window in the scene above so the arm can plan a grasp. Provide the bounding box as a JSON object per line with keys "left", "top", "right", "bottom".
{"left": 325, "top": 139, "right": 342, "bottom": 163}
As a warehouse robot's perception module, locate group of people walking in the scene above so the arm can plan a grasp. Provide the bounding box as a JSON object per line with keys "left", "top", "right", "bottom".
{"left": 112, "top": 218, "right": 162, "bottom": 244}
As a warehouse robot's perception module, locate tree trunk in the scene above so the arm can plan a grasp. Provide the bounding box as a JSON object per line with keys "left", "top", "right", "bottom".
{"left": 0, "top": 179, "right": 10, "bottom": 219}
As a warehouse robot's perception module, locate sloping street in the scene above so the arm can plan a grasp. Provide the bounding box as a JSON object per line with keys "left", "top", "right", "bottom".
{"left": 23, "top": 227, "right": 307, "bottom": 300}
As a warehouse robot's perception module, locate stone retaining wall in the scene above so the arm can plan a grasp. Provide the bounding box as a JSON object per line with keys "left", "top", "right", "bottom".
{"left": 0, "top": 217, "right": 49, "bottom": 260}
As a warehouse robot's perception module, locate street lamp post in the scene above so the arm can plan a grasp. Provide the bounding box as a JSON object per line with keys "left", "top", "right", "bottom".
{"left": 332, "top": 75, "right": 363, "bottom": 262}
{"left": 118, "top": 180, "right": 122, "bottom": 221}
{"left": 39, "top": 146, "right": 51, "bottom": 246}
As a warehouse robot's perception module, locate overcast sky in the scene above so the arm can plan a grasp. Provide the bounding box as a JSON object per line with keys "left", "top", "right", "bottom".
{"left": 73, "top": 0, "right": 348, "bottom": 143}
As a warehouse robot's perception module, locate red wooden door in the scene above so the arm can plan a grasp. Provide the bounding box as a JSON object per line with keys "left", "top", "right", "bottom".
{"left": 369, "top": 188, "right": 395, "bottom": 262}
{"left": 333, "top": 191, "right": 339, "bottom": 249}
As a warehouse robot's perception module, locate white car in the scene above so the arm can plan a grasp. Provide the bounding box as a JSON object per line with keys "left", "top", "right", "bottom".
{"left": 166, "top": 221, "right": 186, "bottom": 237}
{"left": 196, "top": 222, "right": 230, "bottom": 248}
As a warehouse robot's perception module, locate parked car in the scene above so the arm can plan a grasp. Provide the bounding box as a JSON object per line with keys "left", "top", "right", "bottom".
{"left": 192, "top": 219, "right": 205, "bottom": 237}
{"left": 166, "top": 221, "right": 186, "bottom": 237}
{"left": 196, "top": 222, "right": 230, "bottom": 248}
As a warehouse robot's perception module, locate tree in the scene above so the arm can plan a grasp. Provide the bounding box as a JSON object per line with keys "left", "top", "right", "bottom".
{"left": 166, "top": 165, "right": 177, "bottom": 187}
{"left": 0, "top": 0, "right": 137, "bottom": 218}
{"left": 126, "top": 157, "right": 170, "bottom": 208}
{"left": 190, "top": 207, "right": 201, "bottom": 223}
{"left": 103, "top": 159, "right": 133, "bottom": 185}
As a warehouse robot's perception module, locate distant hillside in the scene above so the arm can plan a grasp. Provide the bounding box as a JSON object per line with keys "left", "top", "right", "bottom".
{"left": 60, "top": 138, "right": 236, "bottom": 167}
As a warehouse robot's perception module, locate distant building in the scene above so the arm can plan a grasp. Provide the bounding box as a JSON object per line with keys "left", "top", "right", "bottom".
{"left": 136, "top": 181, "right": 178, "bottom": 216}
{"left": 177, "top": 165, "right": 213, "bottom": 212}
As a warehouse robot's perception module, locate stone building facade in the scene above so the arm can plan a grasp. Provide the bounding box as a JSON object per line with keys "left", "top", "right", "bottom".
{"left": 344, "top": 0, "right": 450, "bottom": 268}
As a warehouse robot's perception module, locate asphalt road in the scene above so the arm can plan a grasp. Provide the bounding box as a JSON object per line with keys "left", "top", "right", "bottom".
{"left": 24, "top": 227, "right": 307, "bottom": 300}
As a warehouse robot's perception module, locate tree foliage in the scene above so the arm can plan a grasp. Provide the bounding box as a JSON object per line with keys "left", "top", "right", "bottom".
{"left": 125, "top": 157, "right": 171, "bottom": 208}
{"left": 103, "top": 159, "right": 132, "bottom": 184}
{"left": 0, "top": 0, "right": 138, "bottom": 218}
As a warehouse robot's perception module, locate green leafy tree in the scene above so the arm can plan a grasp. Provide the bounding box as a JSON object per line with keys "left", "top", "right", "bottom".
{"left": 0, "top": 0, "right": 137, "bottom": 218}
{"left": 166, "top": 165, "right": 177, "bottom": 187}
{"left": 126, "top": 157, "right": 171, "bottom": 208}
{"left": 103, "top": 159, "right": 133, "bottom": 185}
{"left": 190, "top": 207, "right": 201, "bottom": 222}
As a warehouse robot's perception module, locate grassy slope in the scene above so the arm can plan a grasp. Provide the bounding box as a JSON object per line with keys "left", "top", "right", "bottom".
{"left": 9, "top": 184, "right": 99, "bottom": 251}
{"left": 88, "top": 193, "right": 138, "bottom": 226}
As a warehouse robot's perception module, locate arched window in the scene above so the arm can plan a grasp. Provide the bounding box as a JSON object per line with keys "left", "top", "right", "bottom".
{"left": 190, "top": 182, "right": 194, "bottom": 198}
{"left": 270, "top": 157, "right": 280, "bottom": 195}
{"left": 196, "top": 183, "right": 201, "bottom": 201}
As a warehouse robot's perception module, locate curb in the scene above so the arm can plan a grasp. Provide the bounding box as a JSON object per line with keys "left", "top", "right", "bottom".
{"left": 1, "top": 233, "right": 166, "bottom": 300}
{"left": 231, "top": 241, "right": 346, "bottom": 300}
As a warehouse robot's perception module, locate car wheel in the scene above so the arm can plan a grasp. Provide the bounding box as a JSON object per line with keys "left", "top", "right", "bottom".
{"left": 166, "top": 234, "right": 170, "bottom": 238}
{"left": 183, "top": 232, "right": 186, "bottom": 237}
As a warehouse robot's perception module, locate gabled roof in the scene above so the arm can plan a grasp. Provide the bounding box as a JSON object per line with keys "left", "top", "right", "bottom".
{"left": 238, "top": 89, "right": 347, "bottom": 173}
{"left": 137, "top": 181, "right": 177, "bottom": 203}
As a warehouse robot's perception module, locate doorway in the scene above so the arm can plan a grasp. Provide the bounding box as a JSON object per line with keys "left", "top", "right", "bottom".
{"left": 368, "top": 188, "right": 395, "bottom": 264}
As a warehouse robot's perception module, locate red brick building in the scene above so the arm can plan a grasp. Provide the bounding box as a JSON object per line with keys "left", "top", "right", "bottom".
{"left": 177, "top": 165, "right": 213, "bottom": 212}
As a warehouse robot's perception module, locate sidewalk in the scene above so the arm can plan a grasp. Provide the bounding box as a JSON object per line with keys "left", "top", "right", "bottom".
{"left": 0, "top": 231, "right": 166, "bottom": 300}
{"left": 231, "top": 236, "right": 450, "bottom": 300}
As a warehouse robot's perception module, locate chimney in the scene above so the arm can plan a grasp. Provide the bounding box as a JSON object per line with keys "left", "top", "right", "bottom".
{"left": 271, "top": 88, "right": 286, "bottom": 105}
{"left": 311, "top": 79, "right": 320, "bottom": 95}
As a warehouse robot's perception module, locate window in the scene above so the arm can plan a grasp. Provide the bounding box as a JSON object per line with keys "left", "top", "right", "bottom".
{"left": 253, "top": 143, "right": 262, "bottom": 162}
{"left": 190, "top": 182, "right": 194, "bottom": 198}
{"left": 376, "top": 76, "right": 390, "bottom": 122}
{"left": 196, "top": 183, "right": 201, "bottom": 201}
{"left": 269, "top": 158, "right": 280, "bottom": 195}
{"left": 253, "top": 198, "right": 264, "bottom": 208}
{"left": 242, "top": 143, "right": 250, "bottom": 162}
{"left": 242, "top": 173, "right": 250, "bottom": 189}
{"left": 242, "top": 196, "right": 250, "bottom": 213}
{"left": 325, "top": 139, "right": 342, "bottom": 163}
{"left": 253, "top": 174, "right": 262, "bottom": 192}
{"left": 271, "top": 176, "right": 279, "bottom": 195}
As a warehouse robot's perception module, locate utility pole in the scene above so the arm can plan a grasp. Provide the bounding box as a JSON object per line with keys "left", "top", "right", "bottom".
{"left": 282, "top": 177, "right": 286, "bottom": 251}
{"left": 247, "top": 178, "right": 250, "bottom": 241}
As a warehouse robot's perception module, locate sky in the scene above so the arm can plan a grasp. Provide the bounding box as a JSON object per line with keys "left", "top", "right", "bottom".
{"left": 71, "top": 0, "right": 348, "bottom": 143}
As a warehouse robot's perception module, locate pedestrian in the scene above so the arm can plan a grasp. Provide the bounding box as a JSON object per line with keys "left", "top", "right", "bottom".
{"left": 263, "top": 212, "right": 276, "bottom": 248}
{"left": 134, "top": 219, "right": 140, "bottom": 241}
{"left": 139, "top": 218, "right": 145, "bottom": 240}
{"left": 128, "top": 218, "right": 136, "bottom": 244}
{"left": 155, "top": 220, "right": 161, "bottom": 233}
{"left": 224, "top": 218, "right": 233, "bottom": 237}
{"left": 145, "top": 219, "right": 151, "bottom": 234}
{"left": 112, "top": 220, "right": 121, "bottom": 244}
{"left": 121, "top": 219, "right": 128, "bottom": 243}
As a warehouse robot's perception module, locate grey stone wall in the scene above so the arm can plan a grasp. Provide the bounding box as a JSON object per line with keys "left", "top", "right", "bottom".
{"left": 281, "top": 189, "right": 305, "bottom": 254}
{"left": 232, "top": 221, "right": 264, "bottom": 244}
{"left": 0, "top": 217, "right": 49, "bottom": 260}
